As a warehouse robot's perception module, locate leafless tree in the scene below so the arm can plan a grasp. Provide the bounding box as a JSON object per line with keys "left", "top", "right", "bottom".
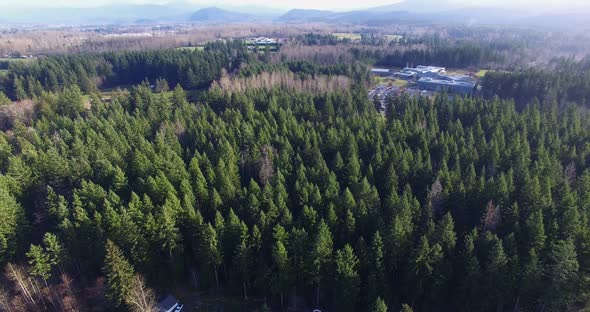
{"left": 428, "top": 177, "right": 444, "bottom": 215}
{"left": 482, "top": 200, "right": 502, "bottom": 232}
{"left": 0, "top": 286, "right": 13, "bottom": 312}
{"left": 258, "top": 145, "right": 275, "bottom": 186}
{"left": 564, "top": 161, "right": 577, "bottom": 187}
{"left": 125, "top": 275, "right": 157, "bottom": 312}
{"left": 5, "top": 263, "right": 36, "bottom": 307}
{"left": 213, "top": 70, "right": 351, "bottom": 95}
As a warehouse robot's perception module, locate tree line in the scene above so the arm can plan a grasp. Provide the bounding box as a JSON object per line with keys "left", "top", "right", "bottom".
{"left": 0, "top": 41, "right": 250, "bottom": 101}
{"left": 481, "top": 58, "right": 590, "bottom": 109}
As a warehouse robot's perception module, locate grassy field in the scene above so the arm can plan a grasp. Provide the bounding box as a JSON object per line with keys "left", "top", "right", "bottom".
{"left": 475, "top": 69, "right": 490, "bottom": 78}
{"left": 0, "top": 69, "right": 7, "bottom": 76}
{"left": 373, "top": 76, "right": 410, "bottom": 88}
{"left": 333, "top": 32, "right": 362, "bottom": 40}
{"left": 373, "top": 76, "right": 391, "bottom": 85}
{"left": 392, "top": 79, "right": 409, "bottom": 87}
{"left": 445, "top": 69, "right": 470, "bottom": 76}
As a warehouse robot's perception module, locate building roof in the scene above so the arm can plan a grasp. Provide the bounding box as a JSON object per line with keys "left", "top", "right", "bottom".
{"left": 371, "top": 68, "right": 391, "bottom": 73}
{"left": 157, "top": 295, "right": 180, "bottom": 312}
{"left": 416, "top": 65, "right": 446, "bottom": 72}
{"left": 418, "top": 77, "right": 475, "bottom": 87}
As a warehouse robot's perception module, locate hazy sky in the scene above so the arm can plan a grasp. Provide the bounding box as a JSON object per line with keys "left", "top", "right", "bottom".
{"left": 3, "top": 0, "right": 589, "bottom": 11}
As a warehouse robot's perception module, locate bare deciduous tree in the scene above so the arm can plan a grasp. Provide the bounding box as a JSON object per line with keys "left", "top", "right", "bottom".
{"left": 564, "top": 161, "right": 577, "bottom": 187}
{"left": 212, "top": 70, "right": 351, "bottom": 95}
{"left": 0, "top": 286, "right": 13, "bottom": 312}
{"left": 428, "top": 177, "right": 444, "bottom": 215}
{"left": 259, "top": 145, "right": 275, "bottom": 185}
{"left": 482, "top": 200, "right": 502, "bottom": 232}
{"left": 125, "top": 275, "right": 157, "bottom": 312}
{"left": 5, "top": 263, "right": 36, "bottom": 306}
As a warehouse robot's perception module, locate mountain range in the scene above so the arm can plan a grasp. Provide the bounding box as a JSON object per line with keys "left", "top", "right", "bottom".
{"left": 0, "top": 1, "right": 588, "bottom": 29}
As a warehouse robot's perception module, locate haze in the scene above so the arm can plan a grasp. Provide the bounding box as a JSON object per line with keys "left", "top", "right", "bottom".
{"left": 4, "top": 0, "right": 589, "bottom": 12}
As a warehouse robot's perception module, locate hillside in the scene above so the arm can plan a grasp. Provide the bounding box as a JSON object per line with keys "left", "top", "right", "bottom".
{"left": 189, "top": 7, "right": 259, "bottom": 23}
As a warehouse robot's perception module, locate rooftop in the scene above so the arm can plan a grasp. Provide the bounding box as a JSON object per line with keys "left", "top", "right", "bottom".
{"left": 418, "top": 77, "right": 475, "bottom": 87}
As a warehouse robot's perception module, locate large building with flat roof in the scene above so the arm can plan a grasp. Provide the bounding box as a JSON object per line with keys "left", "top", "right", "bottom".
{"left": 417, "top": 76, "right": 475, "bottom": 94}
{"left": 394, "top": 65, "right": 446, "bottom": 80}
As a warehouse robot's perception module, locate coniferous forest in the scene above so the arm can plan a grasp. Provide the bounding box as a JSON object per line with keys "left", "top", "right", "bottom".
{"left": 0, "top": 38, "right": 590, "bottom": 312}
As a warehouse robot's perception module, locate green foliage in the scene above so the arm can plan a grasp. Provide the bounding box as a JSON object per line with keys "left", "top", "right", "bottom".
{"left": 372, "top": 297, "right": 388, "bottom": 312}
{"left": 104, "top": 240, "right": 135, "bottom": 307}
{"left": 27, "top": 244, "right": 51, "bottom": 281}
{"left": 0, "top": 51, "right": 590, "bottom": 311}
{"left": 0, "top": 176, "right": 25, "bottom": 265}
{"left": 0, "top": 91, "right": 10, "bottom": 106}
{"left": 334, "top": 244, "right": 360, "bottom": 312}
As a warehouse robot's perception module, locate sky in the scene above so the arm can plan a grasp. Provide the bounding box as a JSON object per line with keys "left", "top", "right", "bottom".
{"left": 2, "top": 0, "right": 589, "bottom": 11}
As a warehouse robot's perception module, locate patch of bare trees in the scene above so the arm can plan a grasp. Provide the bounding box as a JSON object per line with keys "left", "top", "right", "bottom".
{"left": 0, "top": 99, "right": 35, "bottom": 130}
{"left": 212, "top": 70, "right": 351, "bottom": 94}
{"left": 482, "top": 200, "right": 502, "bottom": 232}
{"left": 0, "top": 262, "right": 116, "bottom": 312}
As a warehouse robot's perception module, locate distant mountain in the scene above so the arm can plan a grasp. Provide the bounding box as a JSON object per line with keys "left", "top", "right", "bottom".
{"left": 279, "top": 9, "right": 335, "bottom": 23}
{"left": 369, "top": 0, "right": 462, "bottom": 13}
{"left": 189, "top": 7, "right": 260, "bottom": 23}
{"left": 277, "top": 8, "right": 426, "bottom": 25}
{"left": 276, "top": 6, "right": 542, "bottom": 26}
{"left": 0, "top": 5, "right": 190, "bottom": 24}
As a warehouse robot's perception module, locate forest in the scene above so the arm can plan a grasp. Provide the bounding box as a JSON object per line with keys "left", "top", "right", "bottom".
{"left": 0, "top": 41, "right": 250, "bottom": 101}
{"left": 0, "top": 37, "right": 589, "bottom": 312}
{"left": 480, "top": 58, "right": 590, "bottom": 108}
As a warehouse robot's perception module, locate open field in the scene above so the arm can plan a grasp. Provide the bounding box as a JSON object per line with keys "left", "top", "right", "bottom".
{"left": 475, "top": 69, "right": 490, "bottom": 78}
{"left": 445, "top": 69, "right": 470, "bottom": 76}
{"left": 373, "top": 76, "right": 410, "bottom": 88}
{"left": 333, "top": 32, "right": 361, "bottom": 40}
{"left": 392, "top": 79, "right": 409, "bottom": 87}
{"left": 372, "top": 76, "right": 392, "bottom": 85}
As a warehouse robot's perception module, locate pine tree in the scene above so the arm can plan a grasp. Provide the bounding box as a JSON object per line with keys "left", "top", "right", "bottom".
{"left": 26, "top": 244, "right": 52, "bottom": 284}
{"left": 272, "top": 239, "right": 290, "bottom": 307}
{"left": 543, "top": 239, "right": 579, "bottom": 310}
{"left": 400, "top": 304, "right": 413, "bottom": 312}
{"left": 307, "top": 219, "right": 333, "bottom": 306}
{"left": 334, "top": 244, "right": 360, "bottom": 312}
{"left": 0, "top": 91, "right": 10, "bottom": 106}
{"left": 201, "top": 223, "right": 222, "bottom": 288}
{"left": 372, "top": 296, "right": 388, "bottom": 312}
{"left": 104, "top": 240, "right": 135, "bottom": 307}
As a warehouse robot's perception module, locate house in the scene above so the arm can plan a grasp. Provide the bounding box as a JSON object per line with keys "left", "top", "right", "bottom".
{"left": 157, "top": 294, "right": 183, "bottom": 312}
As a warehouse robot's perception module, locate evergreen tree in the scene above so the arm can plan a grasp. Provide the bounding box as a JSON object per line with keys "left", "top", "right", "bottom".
{"left": 104, "top": 240, "right": 135, "bottom": 307}
{"left": 372, "top": 296, "right": 388, "bottom": 312}
{"left": 334, "top": 244, "right": 360, "bottom": 312}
